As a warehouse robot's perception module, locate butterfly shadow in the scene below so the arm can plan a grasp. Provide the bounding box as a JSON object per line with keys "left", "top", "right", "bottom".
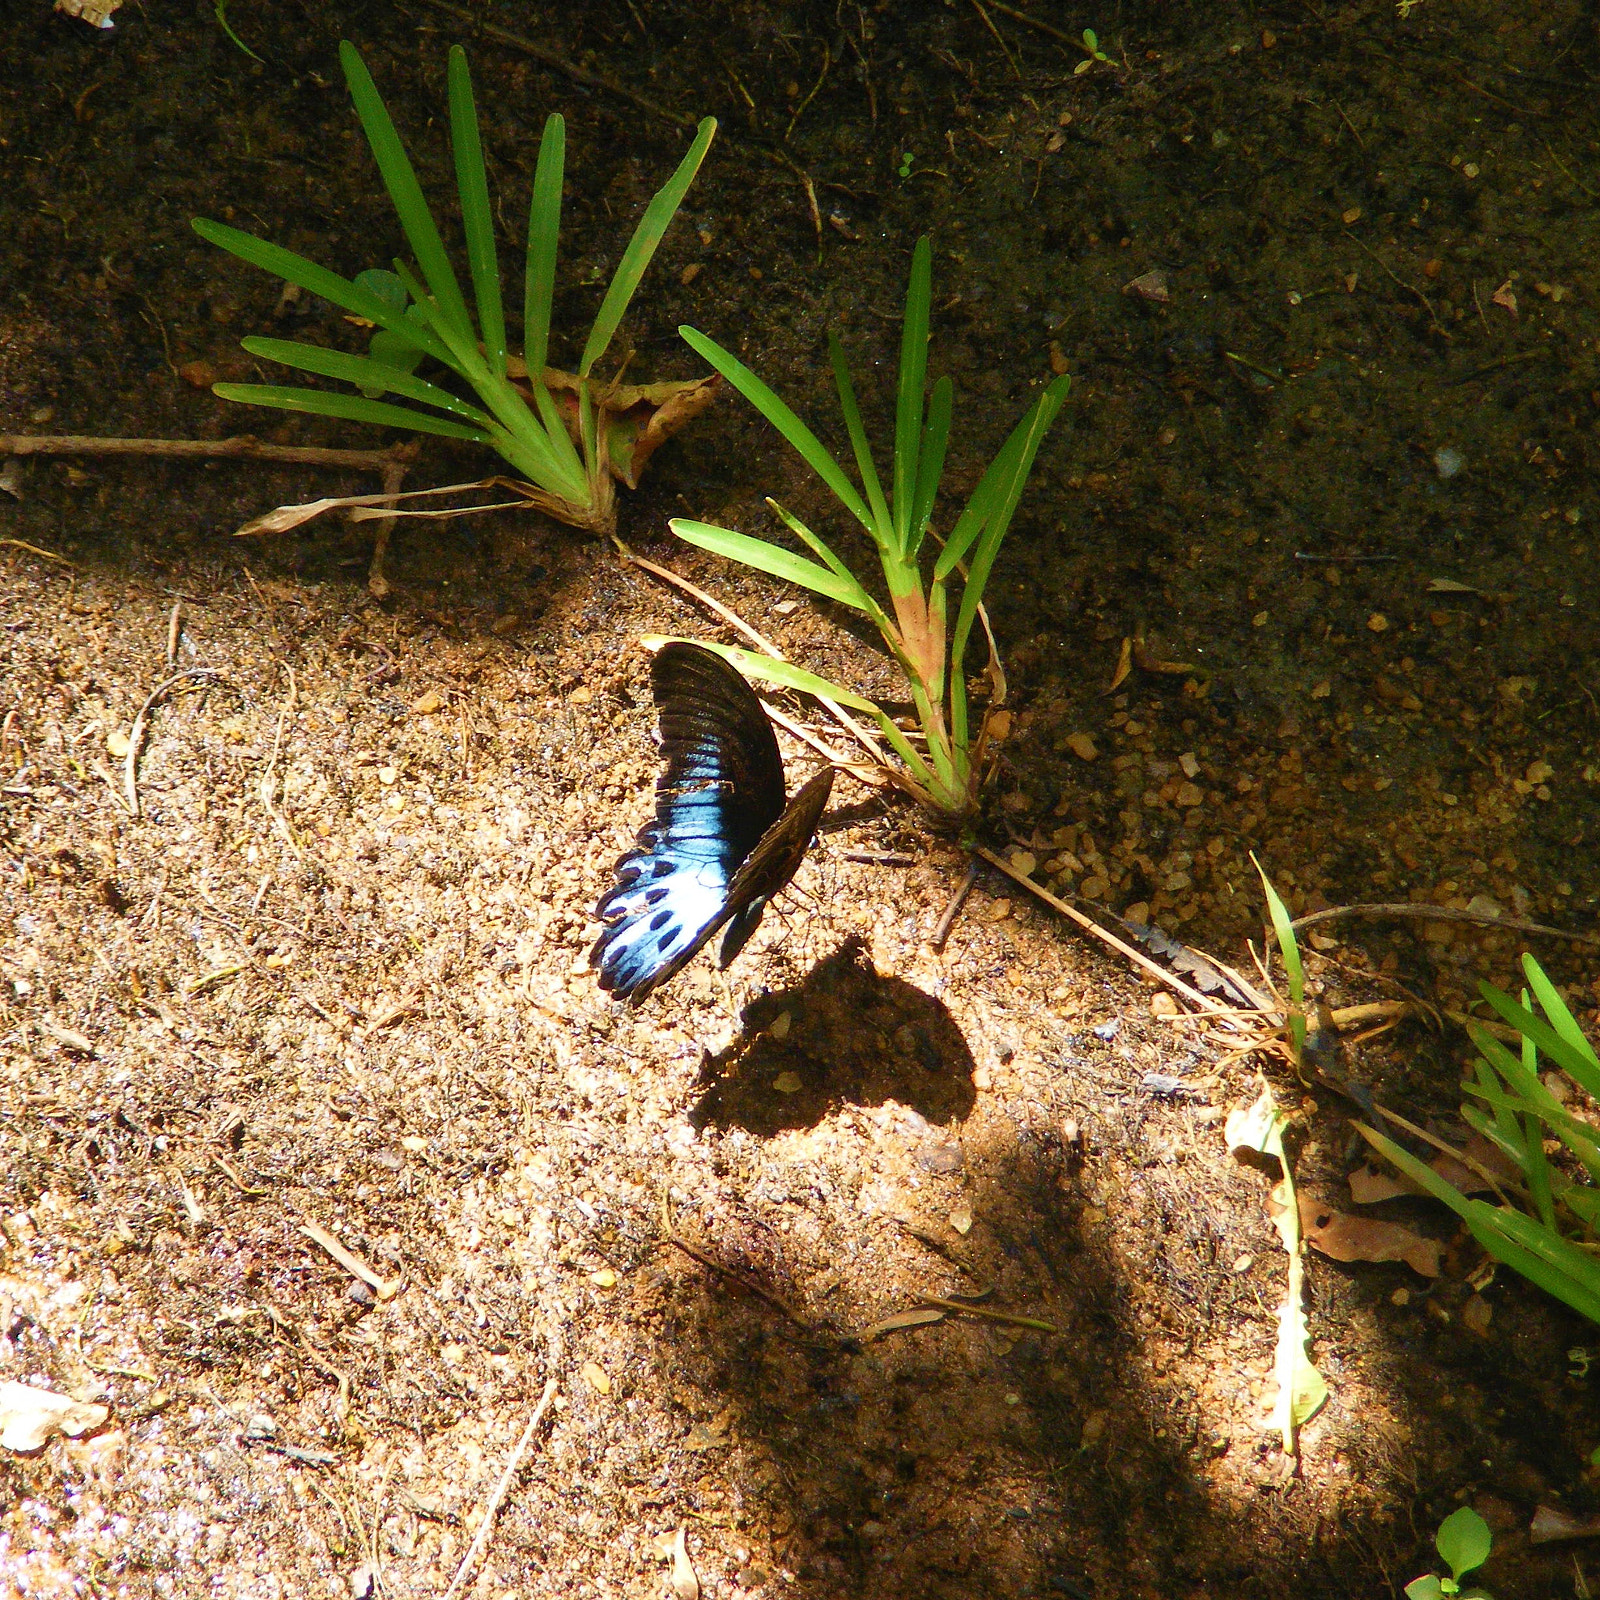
{"left": 688, "top": 937, "right": 977, "bottom": 1137}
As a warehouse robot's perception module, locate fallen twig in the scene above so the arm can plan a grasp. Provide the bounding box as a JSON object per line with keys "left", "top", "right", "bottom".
{"left": 0, "top": 537, "right": 73, "bottom": 565}
{"left": 297, "top": 1220, "right": 401, "bottom": 1301}
{"left": 124, "top": 668, "right": 228, "bottom": 819}
{"left": 930, "top": 857, "right": 980, "bottom": 951}
{"left": 912, "top": 1293, "right": 1059, "bottom": 1333}
{"left": 661, "top": 1191, "right": 813, "bottom": 1331}
{"left": 441, "top": 1379, "right": 560, "bottom": 1600}
{"left": 974, "top": 847, "right": 1234, "bottom": 1014}
{"left": 0, "top": 433, "right": 415, "bottom": 471}
{"left": 260, "top": 668, "right": 303, "bottom": 859}
{"left": 1289, "top": 900, "right": 1596, "bottom": 947}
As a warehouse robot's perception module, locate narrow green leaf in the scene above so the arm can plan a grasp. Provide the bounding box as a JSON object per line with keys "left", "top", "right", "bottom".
{"left": 893, "top": 236, "right": 932, "bottom": 555}
{"left": 907, "top": 375, "right": 953, "bottom": 561}
{"left": 757, "top": 502, "right": 874, "bottom": 609}
{"left": 339, "top": 41, "right": 474, "bottom": 345}
{"left": 581, "top": 117, "right": 716, "bottom": 377}
{"left": 448, "top": 46, "right": 505, "bottom": 377}
{"left": 828, "top": 331, "right": 891, "bottom": 542}
{"left": 524, "top": 113, "right": 564, "bottom": 382}
{"left": 1255, "top": 861, "right": 1306, "bottom": 1059}
{"left": 679, "top": 326, "right": 873, "bottom": 530}
{"left": 1524, "top": 953, "right": 1600, "bottom": 1078}
{"left": 193, "top": 219, "right": 454, "bottom": 367}
{"left": 669, "top": 519, "right": 864, "bottom": 610}
{"left": 210, "top": 383, "right": 491, "bottom": 441}
{"left": 240, "top": 337, "right": 494, "bottom": 425}
{"left": 1519, "top": 995, "right": 1557, "bottom": 1228}
{"left": 1480, "top": 978, "right": 1600, "bottom": 1100}
{"left": 946, "top": 375, "right": 1070, "bottom": 686}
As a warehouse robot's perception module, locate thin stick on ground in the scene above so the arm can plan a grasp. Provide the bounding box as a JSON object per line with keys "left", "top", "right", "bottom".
{"left": 974, "top": 846, "right": 1235, "bottom": 1014}
{"left": 930, "top": 857, "right": 980, "bottom": 951}
{"left": 260, "top": 668, "right": 303, "bottom": 858}
{"left": 124, "top": 669, "right": 227, "bottom": 819}
{"left": 441, "top": 1377, "right": 559, "bottom": 1600}
{"left": 0, "top": 433, "right": 417, "bottom": 471}
{"left": 1289, "top": 900, "right": 1598, "bottom": 947}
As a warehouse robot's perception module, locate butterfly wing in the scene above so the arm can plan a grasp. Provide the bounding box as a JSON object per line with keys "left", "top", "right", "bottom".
{"left": 591, "top": 643, "right": 791, "bottom": 1001}
{"left": 716, "top": 767, "right": 834, "bottom": 969}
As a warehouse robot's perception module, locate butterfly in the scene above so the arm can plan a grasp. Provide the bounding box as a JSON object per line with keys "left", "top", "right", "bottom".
{"left": 591, "top": 641, "right": 834, "bottom": 1003}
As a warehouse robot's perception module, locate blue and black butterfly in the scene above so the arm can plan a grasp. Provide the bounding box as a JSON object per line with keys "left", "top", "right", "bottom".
{"left": 591, "top": 641, "right": 834, "bottom": 1002}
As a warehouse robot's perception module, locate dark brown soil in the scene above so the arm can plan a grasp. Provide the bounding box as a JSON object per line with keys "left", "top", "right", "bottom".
{"left": 3, "top": 3, "right": 1600, "bottom": 1597}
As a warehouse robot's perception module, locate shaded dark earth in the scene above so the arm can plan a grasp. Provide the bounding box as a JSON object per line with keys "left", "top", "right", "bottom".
{"left": 3, "top": 2, "right": 1600, "bottom": 1597}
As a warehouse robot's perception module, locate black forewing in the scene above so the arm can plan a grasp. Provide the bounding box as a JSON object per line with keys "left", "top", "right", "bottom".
{"left": 591, "top": 643, "right": 793, "bottom": 1001}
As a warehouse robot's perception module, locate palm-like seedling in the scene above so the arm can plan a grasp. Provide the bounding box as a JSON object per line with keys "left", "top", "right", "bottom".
{"left": 193, "top": 42, "right": 715, "bottom": 536}
{"left": 666, "top": 237, "right": 1069, "bottom": 821}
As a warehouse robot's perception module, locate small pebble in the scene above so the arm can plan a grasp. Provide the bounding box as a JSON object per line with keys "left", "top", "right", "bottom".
{"left": 1434, "top": 446, "right": 1466, "bottom": 480}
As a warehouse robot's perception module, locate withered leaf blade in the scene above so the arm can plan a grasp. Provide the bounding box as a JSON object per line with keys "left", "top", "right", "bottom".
{"left": 508, "top": 365, "right": 720, "bottom": 490}
{"left": 1296, "top": 1191, "right": 1440, "bottom": 1277}
{"left": 0, "top": 1381, "right": 110, "bottom": 1452}
{"left": 861, "top": 1307, "right": 947, "bottom": 1340}
{"left": 234, "top": 478, "right": 503, "bottom": 537}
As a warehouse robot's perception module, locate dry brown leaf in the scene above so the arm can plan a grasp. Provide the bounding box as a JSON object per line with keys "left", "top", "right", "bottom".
{"left": 1531, "top": 1504, "right": 1600, "bottom": 1544}
{"left": 0, "top": 1381, "right": 109, "bottom": 1452}
{"left": 669, "top": 1527, "right": 700, "bottom": 1600}
{"left": 861, "top": 1307, "right": 946, "bottom": 1340}
{"left": 508, "top": 366, "right": 720, "bottom": 490}
{"left": 1348, "top": 1133, "right": 1519, "bottom": 1204}
{"left": 54, "top": 0, "right": 121, "bottom": 26}
{"left": 1295, "top": 1191, "right": 1440, "bottom": 1276}
{"left": 1107, "top": 636, "right": 1134, "bottom": 692}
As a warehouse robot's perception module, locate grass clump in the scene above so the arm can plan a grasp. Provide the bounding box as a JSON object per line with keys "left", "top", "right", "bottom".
{"left": 666, "top": 236, "right": 1069, "bottom": 822}
{"left": 194, "top": 41, "right": 715, "bottom": 536}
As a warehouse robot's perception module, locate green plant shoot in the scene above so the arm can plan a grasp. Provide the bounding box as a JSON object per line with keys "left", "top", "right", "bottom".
{"left": 193, "top": 42, "right": 716, "bottom": 536}
{"left": 1404, "top": 1505, "right": 1493, "bottom": 1599}
{"left": 668, "top": 236, "right": 1069, "bottom": 820}
{"left": 1359, "top": 953, "right": 1600, "bottom": 1329}
{"left": 1253, "top": 856, "right": 1306, "bottom": 1062}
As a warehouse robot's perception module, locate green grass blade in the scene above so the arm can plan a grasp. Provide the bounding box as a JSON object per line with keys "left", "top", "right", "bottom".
{"left": 680, "top": 325, "right": 873, "bottom": 529}
{"left": 448, "top": 46, "right": 505, "bottom": 378}
{"left": 240, "top": 337, "right": 494, "bottom": 425}
{"left": 1475, "top": 1204, "right": 1600, "bottom": 1322}
{"left": 669, "top": 519, "right": 865, "bottom": 610}
{"left": 1478, "top": 984, "right": 1600, "bottom": 1101}
{"left": 1254, "top": 858, "right": 1307, "bottom": 1057}
{"left": 339, "top": 41, "right": 474, "bottom": 345}
{"left": 210, "top": 383, "right": 491, "bottom": 441}
{"left": 945, "top": 375, "right": 1070, "bottom": 680}
{"left": 828, "top": 332, "right": 891, "bottom": 541}
{"left": 907, "top": 375, "right": 952, "bottom": 562}
{"left": 524, "top": 113, "right": 564, "bottom": 382}
{"left": 937, "top": 374, "right": 1070, "bottom": 581}
{"left": 1523, "top": 953, "right": 1600, "bottom": 1079}
{"left": 581, "top": 116, "right": 716, "bottom": 377}
{"left": 757, "top": 501, "right": 873, "bottom": 608}
{"left": 892, "top": 236, "right": 932, "bottom": 555}
{"left": 1519, "top": 998, "right": 1556, "bottom": 1228}
{"left": 192, "top": 220, "right": 454, "bottom": 367}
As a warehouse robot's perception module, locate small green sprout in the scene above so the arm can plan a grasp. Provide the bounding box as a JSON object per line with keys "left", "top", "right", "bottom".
{"left": 1404, "top": 1505, "right": 1494, "bottom": 1600}
{"left": 897, "top": 151, "right": 915, "bottom": 179}
{"left": 1074, "top": 30, "right": 1112, "bottom": 73}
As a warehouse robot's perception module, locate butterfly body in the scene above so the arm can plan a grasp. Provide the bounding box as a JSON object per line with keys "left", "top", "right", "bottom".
{"left": 591, "top": 643, "right": 832, "bottom": 1002}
